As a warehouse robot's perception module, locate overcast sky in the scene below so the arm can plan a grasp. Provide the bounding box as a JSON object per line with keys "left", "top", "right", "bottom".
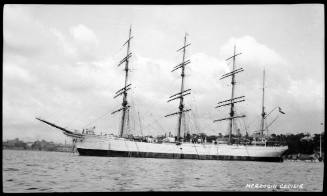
{"left": 3, "top": 4, "right": 324, "bottom": 143}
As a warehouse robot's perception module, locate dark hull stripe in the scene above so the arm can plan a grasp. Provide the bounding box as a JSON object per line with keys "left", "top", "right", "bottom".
{"left": 77, "top": 148, "right": 283, "bottom": 162}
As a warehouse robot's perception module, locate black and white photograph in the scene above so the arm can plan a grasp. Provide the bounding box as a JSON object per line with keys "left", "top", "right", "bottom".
{"left": 2, "top": 4, "right": 324, "bottom": 192}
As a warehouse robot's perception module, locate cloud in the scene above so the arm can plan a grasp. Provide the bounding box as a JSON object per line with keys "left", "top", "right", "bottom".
{"left": 3, "top": 62, "right": 33, "bottom": 84}
{"left": 70, "top": 24, "right": 99, "bottom": 45}
{"left": 287, "top": 78, "right": 324, "bottom": 110}
{"left": 3, "top": 5, "right": 58, "bottom": 58}
{"left": 4, "top": 6, "right": 100, "bottom": 65}
{"left": 51, "top": 24, "right": 100, "bottom": 61}
{"left": 69, "top": 24, "right": 100, "bottom": 60}
{"left": 219, "top": 36, "right": 287, "bottom": 66}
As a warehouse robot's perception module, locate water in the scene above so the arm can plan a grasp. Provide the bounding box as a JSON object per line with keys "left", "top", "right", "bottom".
{"left": 3, "top": 150, "right": 324, "bottom": 192}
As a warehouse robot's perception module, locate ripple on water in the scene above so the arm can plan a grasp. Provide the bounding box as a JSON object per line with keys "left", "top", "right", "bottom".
{"left": 26, "top": 164, "right": 40, "bottom": 167}
{"left": 25, "top": 187, "right": 39, "bottom": 191}
{"left": 4, "top": 168, "right": 19, "bottom": 171}
{"left": 39, "top": 188, "right": 51, "bottom": 192}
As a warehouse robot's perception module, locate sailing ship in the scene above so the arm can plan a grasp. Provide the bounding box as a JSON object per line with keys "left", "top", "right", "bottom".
{"left": 36, "top": 27, "right": 288, "bottom": 162}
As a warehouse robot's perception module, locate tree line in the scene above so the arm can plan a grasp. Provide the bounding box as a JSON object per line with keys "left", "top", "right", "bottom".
{"left": 3, "top": 138, "right": 73, "bottom": 152}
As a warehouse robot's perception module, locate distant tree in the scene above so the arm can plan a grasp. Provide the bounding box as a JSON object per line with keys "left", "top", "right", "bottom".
{"left": 286, "top": 134, "right": 301, "bottom": 154}
{"left": 199, "top": 133, "right": 207, "bottom": 139}
{"left": 206, "top": 135, "right": 217, "bottom": 142}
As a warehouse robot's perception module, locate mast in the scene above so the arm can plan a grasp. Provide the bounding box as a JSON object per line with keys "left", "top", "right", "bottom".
{"left": 138, "top": 111, "right": 143, "bottom": 136}
{"left": 111, "top": 26, "right": 133, "bottom": 138}
{"left": 214, "top": 45, "right": 246, "bottom": 144}
{"left": 260, "top": 68, "right": 266, "bottom": 136}
{"left": 165, "top": 33, "right": 191, "bottom": 142}
{"left": 320, "top": 133, "right": 322, "bottom": 159}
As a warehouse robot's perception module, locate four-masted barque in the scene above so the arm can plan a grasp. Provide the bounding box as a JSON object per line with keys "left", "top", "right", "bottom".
{"left": 36, "top": 27, "right": 288, "bottom": 162}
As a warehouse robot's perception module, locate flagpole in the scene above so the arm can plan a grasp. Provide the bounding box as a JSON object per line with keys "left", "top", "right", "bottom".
{"left": 320, "top": 123, "right": 323, "bottom": 161}
{"left": 320, "top": 133, "right": 322, "bottom": 159}
{"left": 264, "top": 106, "right": 285, "bottom": 120}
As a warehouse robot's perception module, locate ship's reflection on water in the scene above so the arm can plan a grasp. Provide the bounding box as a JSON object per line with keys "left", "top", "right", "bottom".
{"left": 3, "top": 150, "right": 323, "bottom": 192}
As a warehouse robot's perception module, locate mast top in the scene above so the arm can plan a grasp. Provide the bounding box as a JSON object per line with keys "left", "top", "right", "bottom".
{"left": 128, "top": 25, "right": 132, "bottom": 37}
{"left": 177, "top": 33, "right": 191, "bottom": 52}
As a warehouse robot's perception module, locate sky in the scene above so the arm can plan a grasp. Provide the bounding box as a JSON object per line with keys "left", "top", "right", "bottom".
{"left": 3, "top": 4, "right": 325, "bottom": 143}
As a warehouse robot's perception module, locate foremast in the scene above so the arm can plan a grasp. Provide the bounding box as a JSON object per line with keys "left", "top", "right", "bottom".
{"left": 165, "top": 33, "right": 191, "bottom": 142}
{"left": 111, "top": 26, "right": 133, "bottom": 138}
{"left": 214, "top": 45, "right": 246, "bottom": 144}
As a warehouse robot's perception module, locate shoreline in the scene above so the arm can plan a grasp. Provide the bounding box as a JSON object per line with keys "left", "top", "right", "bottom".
{"left": 3, "top": 147, "right": 74, "bottom": 153}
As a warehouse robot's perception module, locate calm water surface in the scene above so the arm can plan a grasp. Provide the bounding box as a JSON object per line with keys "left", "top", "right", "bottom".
{"left": 3, "top": 150, "right": 324, "bottom": 192}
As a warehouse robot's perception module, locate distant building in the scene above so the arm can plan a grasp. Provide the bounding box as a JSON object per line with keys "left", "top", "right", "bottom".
{"left": 26, "top": 142, "right": 34, "bottom": 148}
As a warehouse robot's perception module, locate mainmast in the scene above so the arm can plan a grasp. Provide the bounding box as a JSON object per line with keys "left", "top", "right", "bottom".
{"left": 111, "top": 26, "right": 133, "bottom": 138}
{"left": 165, "top": 33, "right": 191, "bottom": 142}
{"left": 260, "top": 69, "right": 266, "bottom": 136}
{"left": 214, "top": 45, "right": 246, "bottom": 144}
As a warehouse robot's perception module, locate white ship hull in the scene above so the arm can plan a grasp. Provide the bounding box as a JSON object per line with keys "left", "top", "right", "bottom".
{"left": 76, "top": 135, "right": 288, "bottom": 162}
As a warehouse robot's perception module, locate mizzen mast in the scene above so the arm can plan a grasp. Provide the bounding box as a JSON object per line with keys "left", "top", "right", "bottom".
{"left": 165, "top": 33, "right": 191, "bottom": 142}
{"left": 260, "top": 68, "right": 266, "bottom": 137}
{"left": 214, "top": 45, "right": 246, "bottom": 144}
{"left": 111, "top": 26, "right": 133, "bottom": 138}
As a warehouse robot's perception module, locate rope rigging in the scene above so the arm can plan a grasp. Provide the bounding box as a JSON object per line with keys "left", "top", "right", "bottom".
{"left": 81, "top": 109, "right": 114, "bottom": 130}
